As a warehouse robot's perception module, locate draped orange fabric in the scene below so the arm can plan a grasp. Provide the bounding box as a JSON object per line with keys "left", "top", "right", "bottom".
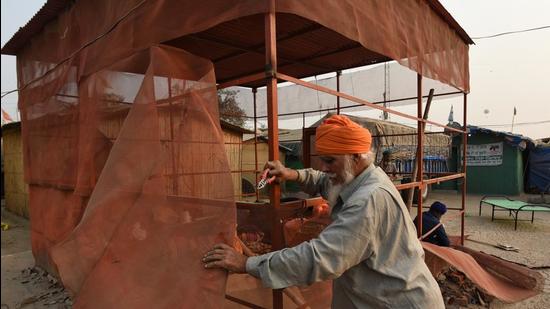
{"left": 315, "top": 115, "right": 372, "bottom": 155}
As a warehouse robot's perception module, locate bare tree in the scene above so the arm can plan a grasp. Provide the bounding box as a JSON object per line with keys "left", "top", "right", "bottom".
{"left": 218, "top": 89, "right": 246, "bottom": 127}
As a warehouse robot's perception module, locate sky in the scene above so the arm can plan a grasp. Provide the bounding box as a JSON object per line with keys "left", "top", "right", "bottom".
{"left": 1, "top": 0, "right": 549, "bottom": 138}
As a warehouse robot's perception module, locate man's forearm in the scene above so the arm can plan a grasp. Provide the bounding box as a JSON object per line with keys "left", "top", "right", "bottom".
{"left": 296, "top": 169, "right": 327, "bottom": 197}
{"left": 288, "top": 169, "right": 301, "bottom": 182}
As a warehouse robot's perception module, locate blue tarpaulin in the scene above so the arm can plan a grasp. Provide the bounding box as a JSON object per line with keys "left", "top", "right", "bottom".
{"left": 468, "top": 126, "right": 533, "bottom": 150}
{"left": 527, "top": 146, "right": 550, "bottom": 192}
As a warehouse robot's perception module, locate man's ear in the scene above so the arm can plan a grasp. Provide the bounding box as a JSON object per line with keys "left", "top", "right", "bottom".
{"left": 352, "top": 153, "right": 361, "bottom": 162}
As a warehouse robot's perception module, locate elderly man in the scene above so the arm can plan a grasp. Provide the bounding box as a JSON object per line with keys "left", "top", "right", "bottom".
{"left": 203, "top": 115, "right": 444, "bottom": 308}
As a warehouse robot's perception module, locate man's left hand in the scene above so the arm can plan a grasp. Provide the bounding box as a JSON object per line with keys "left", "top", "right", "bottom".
{"left": 203, "top": 243, "right": 248, "bottom": 273}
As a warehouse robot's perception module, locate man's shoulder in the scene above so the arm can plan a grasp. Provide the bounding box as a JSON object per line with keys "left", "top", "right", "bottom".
{"left": 347, "top": 181, "right": 395, "bottom": 207}
{"left": 342, "top": 167, "right": 399, "bottom": 205}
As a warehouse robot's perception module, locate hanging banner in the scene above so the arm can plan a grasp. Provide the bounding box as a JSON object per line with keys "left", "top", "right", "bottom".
{"left": 462, "top": 142, "right": 503, "bottom": 166}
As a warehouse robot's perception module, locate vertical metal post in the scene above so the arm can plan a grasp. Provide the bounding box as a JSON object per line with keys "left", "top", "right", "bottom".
{"left": 253, "top": 88, "right": 259, "bottom": 202}
{"left": 336, "top": 70, "right": 342, "bottom": 114}
{"left": 168, "top": 77, "right": 178, "bottom": 195}
{"left": 461, "top": 93, "right": 468, "bottom": 245}
{"left": 265, "top": 1, "right": 283, "bottom": 307}
{"left": 416, "top": 74, "right": 424, "bottom": 238}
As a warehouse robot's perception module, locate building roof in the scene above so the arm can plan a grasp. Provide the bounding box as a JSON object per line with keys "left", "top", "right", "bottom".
{"left": 220, "top": 120, "right": 254, "bottom": 134}
{"left": 256, "top": 128, "right": 303, "bottom": 143}
{"left": 244, "top": 136, "right": 293, "bottom": 153}
{"left": 1, "top": 121, "right": 21, "bottom": 132}
{"left": 468, "top": 125, "right": 534, "bottom": 150}
{"left": 309, "top": 113, "right": 453, "bottom": 160}
{"left": 2, "top": 0, "right": 73, "bottom": 55}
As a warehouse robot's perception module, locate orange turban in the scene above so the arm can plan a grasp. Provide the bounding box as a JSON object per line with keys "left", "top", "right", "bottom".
{"left": 316, "top": 115, "right": 372, "bottom": 155}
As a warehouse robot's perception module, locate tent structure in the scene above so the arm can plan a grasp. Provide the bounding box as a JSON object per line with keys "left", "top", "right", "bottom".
{"left": 2, "top": 0, "right": 475, "bottom": 308}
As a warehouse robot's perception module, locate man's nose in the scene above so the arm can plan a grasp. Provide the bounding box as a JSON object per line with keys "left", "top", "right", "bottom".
{"left": 320, "top": 163, "right": 330, "bottom": 173}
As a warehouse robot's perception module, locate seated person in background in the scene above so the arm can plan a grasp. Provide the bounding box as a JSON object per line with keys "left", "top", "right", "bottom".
{"left": 413, "top": 201, "right": 450, "bottom": 247}
{"left": 380, "top": 150, "right": 398, "bottom": 180}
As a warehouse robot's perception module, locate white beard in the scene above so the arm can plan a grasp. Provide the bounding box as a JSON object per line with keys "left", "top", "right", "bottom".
{"left": 326, "top": 158, "right": 356, "bottom": 207}
{"left": 327, "top": 183, "right": 343, "bottom": 207}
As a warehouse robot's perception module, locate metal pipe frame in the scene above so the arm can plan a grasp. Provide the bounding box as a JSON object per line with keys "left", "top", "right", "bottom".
{"left": 336, "top": 70, "right": 342, "bottom": 114}
{"left": 461, "top": 93, "right": 468, "bottom": 245}
{"left": 253, "top": 87, "right": 260, "bottom": 201}
{"left": 276, "top": 72, "right": 465, "bottom": 133}
{"left": 224, "top": 5, "right": 469, "bottom": 307}
{"left": 225, "top": 295, "right": 267, "bottom": 309}
{"left": 208, "top": 90, "right": 463, "bottom": 118}
{"left": 190, "top": 32, "right": 334, "bottom": 72}
{"left": 265, "top": 2, "right": 284, "bottom": 307}
{"left": 423, "top": 173, "right": 465, "bottom": 185}
{"left": 416, "top": 74, "right": 424, "bottom": 238}
{"left": 168, "top": 77, "right": 178, "bottom": 195}
{"left": 217, "top": 72, "right": 266, "bottom": 89}
{"left": 395, "top": 181, "right": 423, "bottom": 191}
{"left": 419, "top": 210, "right": 464, "bottom": 241}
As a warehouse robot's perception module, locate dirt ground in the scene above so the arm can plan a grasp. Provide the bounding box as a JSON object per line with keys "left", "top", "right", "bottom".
{"left": 419, "top": 191, "right": 550, "bottom": 309}
{"left": 1, "top": 207, "right": 66, "bottom": 309}
{"left": 2, "top": 191, "right": 549, "bottom": 308}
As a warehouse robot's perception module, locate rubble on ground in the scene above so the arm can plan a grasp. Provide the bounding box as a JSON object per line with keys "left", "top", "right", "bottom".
{"left": 15, "top": 267, "right": 72, "bottom": 308}
{"left": 436, "top": 266, "right": 493, "bottom": 308}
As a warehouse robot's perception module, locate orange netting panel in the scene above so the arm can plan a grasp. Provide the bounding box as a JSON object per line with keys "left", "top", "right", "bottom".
{"left": 16, "top": 1, "right": 468, "bottom": 94}
{"left": 20, "top": 45, "right": 236, "bottom": 307}
{"left": 277, "top": 0, "right": 470, "bottom": 92}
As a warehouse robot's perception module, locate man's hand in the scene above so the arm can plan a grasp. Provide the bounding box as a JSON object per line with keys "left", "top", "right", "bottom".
{"left": 203, "top": 243, "right": 248, "bottom": 273}
{"left": 265, "top": 160, "right": 298, "bottom": 183}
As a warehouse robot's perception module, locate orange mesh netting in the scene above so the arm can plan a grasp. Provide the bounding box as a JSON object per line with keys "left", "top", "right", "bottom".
{"left": 21, "top": 45, "right": 236, "bottom": 307}
{"left": 15, "top": 0, "right": 469, "bottom": 92}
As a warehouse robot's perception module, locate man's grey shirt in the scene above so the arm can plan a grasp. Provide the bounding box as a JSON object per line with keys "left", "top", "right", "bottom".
{"left": 246, "top": 165, "right": 444, "bottom": 308}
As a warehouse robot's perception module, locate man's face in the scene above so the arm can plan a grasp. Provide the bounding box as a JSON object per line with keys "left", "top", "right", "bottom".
{"left": 319, "top": 155, "right": 354, "bottom": 184}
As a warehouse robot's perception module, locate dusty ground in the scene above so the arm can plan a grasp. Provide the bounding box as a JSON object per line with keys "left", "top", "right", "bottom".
{"left": 2, "top": 206, "right": 73, "bottom": 309}
{"left": 418, "top": 191, "right": 550, "bottom": 309}
{"left": 2, "top": 191, "right": 549, "bottom": 308}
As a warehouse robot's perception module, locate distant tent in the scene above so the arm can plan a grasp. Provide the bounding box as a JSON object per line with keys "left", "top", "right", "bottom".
{"left": 527, "top": 145, "right": 550, "bottom": 193}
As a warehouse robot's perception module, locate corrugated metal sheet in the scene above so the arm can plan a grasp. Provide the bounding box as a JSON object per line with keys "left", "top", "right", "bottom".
{"left": 165, "top": 13, "right": 391, "bottom": 88}
{"left": 1, "top": 0, "right": 73, "bottom": 55}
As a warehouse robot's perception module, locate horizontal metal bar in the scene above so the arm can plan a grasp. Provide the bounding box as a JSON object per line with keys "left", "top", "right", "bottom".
{"left": 166, "top": 169, "right": 257, "bottom": 177}
{"left": 371, "top": 131, "right": 449, "bottom": 138}
{"left": 192, "top": 33, "right": 333, "bottom": 71}
{"left": 423, "top": 173, "right": 465, "bottom": 185}
{"left": 214, "top": 24, "right": 324, "bottom": 63}
{"left": 225, "top": 295, "right": 267, "bottom": 309}
{"left": 218, "top": 72, "right": 266, "bottom": 90}
{"left": 446, "top": 207, "right": 466, "bottom": 211}
{"left": 276, "top": 73, "right": 465, "bottom": 133}
{"left": 419, "top": 210, "right": 464, "bottom": 240}
{"left": 252, "top": 91, "right": 464, "bottom": 119}
{"left": 395, "top": 181, "right": 422, "bottom": 190}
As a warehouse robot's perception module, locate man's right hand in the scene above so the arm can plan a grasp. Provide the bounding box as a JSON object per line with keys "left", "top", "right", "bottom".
{"left": 264, "top": 160, "right": 299, "bottom": 183}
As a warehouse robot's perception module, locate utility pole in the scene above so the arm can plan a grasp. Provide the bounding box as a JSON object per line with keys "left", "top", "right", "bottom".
{"left": 511, "top": 107, "right": 517, "bottom": 133}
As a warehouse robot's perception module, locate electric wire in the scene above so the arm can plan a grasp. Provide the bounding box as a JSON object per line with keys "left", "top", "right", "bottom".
{"left": 1, "top": 0, "right": 148, "bottom": 99}
{"left": 472, "top": 25, "right": 550, "bottom": 40}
